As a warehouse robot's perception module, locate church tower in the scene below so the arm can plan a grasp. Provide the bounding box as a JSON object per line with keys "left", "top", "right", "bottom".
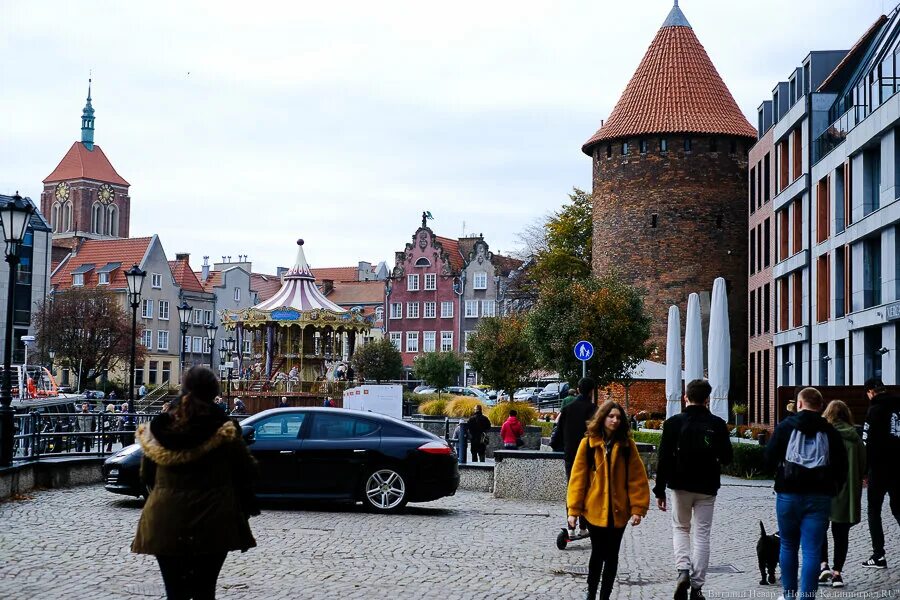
{"left": 584, "top": 2, "right": 756, "bottom": 389}
{"left": 41, "top": 80, "right": 131, "bottom": 263}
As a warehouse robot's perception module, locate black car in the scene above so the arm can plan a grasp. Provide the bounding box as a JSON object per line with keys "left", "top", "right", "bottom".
{"left": 102, "top": 407, "right": 459, "bottom": 512}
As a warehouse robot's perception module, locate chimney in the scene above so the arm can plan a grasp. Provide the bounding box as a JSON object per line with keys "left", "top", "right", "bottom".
{"left": 358, "top": 261, "right": 371, "bottom": 281}
{"left": 175, "top": 252, "right": 190, "bottom": 262}
{"left": 321, "top": 278, "right": 334, "bottom": 295}
{"left": 276, "top": 266, "right": 289, "bottom": 278}
{"left": 226, "top": 255, "right": 232, "bottom": 263}
{"left": 202, "top": 256, "right": 210, "bottom": 282}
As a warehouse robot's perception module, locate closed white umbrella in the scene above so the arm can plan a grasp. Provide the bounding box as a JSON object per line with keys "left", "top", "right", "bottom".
{"left": 665, "top": 305, "right": 683, "bottom": 418}
{"left": 708, "top": 277, "right": 730, "bottom": 422}
{"left": 684, "top": 293, "right": 704, "bottom": 383}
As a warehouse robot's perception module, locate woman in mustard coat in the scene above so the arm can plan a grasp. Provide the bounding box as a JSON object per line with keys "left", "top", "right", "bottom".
{"left": 567, "top": 400, "right": 651, "bottom": 600}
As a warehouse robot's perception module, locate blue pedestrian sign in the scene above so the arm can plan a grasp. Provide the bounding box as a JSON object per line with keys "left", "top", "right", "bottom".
{"left": 574, "top": 340, "right": 594, "bottom": 361}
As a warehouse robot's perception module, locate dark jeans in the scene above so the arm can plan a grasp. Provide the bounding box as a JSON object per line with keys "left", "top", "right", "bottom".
{"left": 776, "top": 493, "right": 831, "bottom": 599}
{"left": 820, "top": 521, "right": 852, "bottom": 572}
{"left": 470, "top": 443, "right": 486, "bottom": 462}
{"left": 868, "top": 473, "right": 900, "bottom": 558}
{"left": 586, "top": 523, "right": 626, "bottom": 599}
{"left": 157, "top": 553, "right": 227, "bottom": 600}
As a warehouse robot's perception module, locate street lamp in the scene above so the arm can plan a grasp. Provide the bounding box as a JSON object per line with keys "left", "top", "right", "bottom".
{"left": 125, "top": 264, "right": 146, "bottom": 419}
{"left": 205, "top": 323, "right": 218, "bottom": 369}
{"left": 48, "top": 349, "right": 55, "bottom": 371}
{"left": 223, "top": 337, "right": 236, "bottom": 399}
{"left": 0, "top": 192, "right": 34, "bottom": 466}
{"left": 177, "top": 300, "right": 193, "bottom": 380}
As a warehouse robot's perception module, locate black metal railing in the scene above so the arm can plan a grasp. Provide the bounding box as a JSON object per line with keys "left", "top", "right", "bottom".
{"left": 11, "top": 411, "right": 154, "bottom": 462}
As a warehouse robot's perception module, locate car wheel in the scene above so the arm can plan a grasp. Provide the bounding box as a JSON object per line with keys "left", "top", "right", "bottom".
{"left": 362, "top": 467, "right": 408, "bottom": 513}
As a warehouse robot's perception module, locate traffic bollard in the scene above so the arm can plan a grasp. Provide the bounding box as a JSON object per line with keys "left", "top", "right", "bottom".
{"left": 457, "top": 421, "right": 468, "bottom": 464}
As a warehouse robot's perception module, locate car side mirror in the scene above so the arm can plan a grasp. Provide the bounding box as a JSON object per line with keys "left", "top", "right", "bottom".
{"left": 241, "top": 424, "right": 255, "bottom": 444}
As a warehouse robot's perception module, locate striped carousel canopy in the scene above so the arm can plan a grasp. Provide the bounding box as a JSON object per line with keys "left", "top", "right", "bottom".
{"left": 253, "top": 239, "right": 346, "bottom": 313}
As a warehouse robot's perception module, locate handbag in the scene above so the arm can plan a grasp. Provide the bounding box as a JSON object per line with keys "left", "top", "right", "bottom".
{"left": 549, "top": 424, "right": 563, "bottom": 451}
{"left": 515, "top": 436, "right": 525, "bottom": 448}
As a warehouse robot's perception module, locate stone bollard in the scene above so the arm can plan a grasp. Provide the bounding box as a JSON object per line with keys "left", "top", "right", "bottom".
{"left": 457, "top": 421, "right": 468, "bottom": 465}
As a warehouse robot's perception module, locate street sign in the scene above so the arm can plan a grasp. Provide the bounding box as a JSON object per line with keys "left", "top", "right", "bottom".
{"left": 574, "top": 340, "right": 594, "bottom": 361}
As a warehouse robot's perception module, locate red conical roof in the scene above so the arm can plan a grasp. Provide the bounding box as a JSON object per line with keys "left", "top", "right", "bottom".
{"left": 583, "top": 4, "right": 756, "bottom": 155}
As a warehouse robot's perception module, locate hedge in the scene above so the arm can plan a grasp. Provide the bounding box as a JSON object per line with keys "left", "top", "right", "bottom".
{"left": 632, "top": 428, "right": 773, "bottom": 480}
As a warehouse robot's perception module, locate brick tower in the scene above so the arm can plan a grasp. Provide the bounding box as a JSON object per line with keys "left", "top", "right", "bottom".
{"left": 583, "top": 2, "right": 756, "bottom": 389}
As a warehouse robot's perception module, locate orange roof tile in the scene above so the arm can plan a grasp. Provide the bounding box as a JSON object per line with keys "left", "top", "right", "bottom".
{"left": 169, "top": 259, "right": 206, "bottom": 294}
{"left": 324, "top": 281, "right": 385, "bottom": 306}
{"left": 44, "top": 142, "right": 129, "bottom": 186}
{"left": 583, "top": 8, "right": 756, "bottom": 153}
{"left": 311, "top": 266, "right": 360, "bottom": 282}
{"left": 194, "top": 270, "right": 223, "bottom": 292}
{"left": 436, "top": 236, "right": 464, "bottom": 272}
{"left": 51, "top": 237, "right": 153, "bottom": 291}
{"left": 250, "top": 273, "right": 282, "bottom": 303}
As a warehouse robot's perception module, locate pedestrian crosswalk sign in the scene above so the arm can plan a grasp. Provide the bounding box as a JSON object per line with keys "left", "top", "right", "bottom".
{"left": 574, "top": 341, "right": 594, "bottom": 361}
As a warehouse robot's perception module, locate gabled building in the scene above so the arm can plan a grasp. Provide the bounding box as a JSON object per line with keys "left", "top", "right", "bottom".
{"left": 169, "top": 253, "right": 216, "bottom": 370}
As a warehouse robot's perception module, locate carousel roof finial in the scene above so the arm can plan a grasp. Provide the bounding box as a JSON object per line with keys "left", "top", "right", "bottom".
{"left": 285, "top": 237, "right": 313, "bottom": 280}
{"left": 252, "top": 237, "right": 346, "bottom": 313}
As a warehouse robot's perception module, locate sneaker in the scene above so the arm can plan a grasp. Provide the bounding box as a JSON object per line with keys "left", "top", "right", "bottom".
{"left": 578, "top": 528, "right": 589, "bottom": 538}
{"left": 689, "top": 587, "right": 705, "bottom": 600}
{"left": 862, "top": 555, "right": 887, "bottom": 569}
{"left": 831, "top": 573, "right": 844, "bottom": 588}
{"left": 674, "top": 570, "right": 690, "bottom": 600}
{"left": 818, "top": 566, "right": 832, "bottom": 584}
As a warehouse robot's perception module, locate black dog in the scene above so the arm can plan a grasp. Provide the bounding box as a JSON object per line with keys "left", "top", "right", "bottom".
{"left": 756, "top": 521, "right": 780, "bottom": 585}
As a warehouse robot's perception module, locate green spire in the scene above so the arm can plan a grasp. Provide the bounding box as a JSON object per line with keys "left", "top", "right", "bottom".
{"left": 81, "top": 78, "right": 95, "bottom": 150}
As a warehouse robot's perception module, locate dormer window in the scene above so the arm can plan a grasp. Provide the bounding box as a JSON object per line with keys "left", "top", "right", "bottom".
{"left": 98, "top": 272, "right": 110, "bottom": 285}
{"left": 73, "top": 273, "right": 84, "bottom": 287}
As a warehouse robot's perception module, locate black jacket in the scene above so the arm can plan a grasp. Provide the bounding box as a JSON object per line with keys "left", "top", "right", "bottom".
{"left": 652, "top": 404, "right": 732, "bottom": 498}
{"left": 765, "top": 409, "right": 848, "bottom": 496}
{"left": 557, "top": 396, "right": 597, "bottom": 464}
{"left": 467, "top": 413, "right": 491, "bottom": 443}
{"left": 863, "top": 392, "right": 900, "bottom": 477}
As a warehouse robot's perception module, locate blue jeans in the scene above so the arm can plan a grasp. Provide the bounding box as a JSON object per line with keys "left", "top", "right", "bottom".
{"left": 776, "top": 493, "right": 831, "bottom": 599}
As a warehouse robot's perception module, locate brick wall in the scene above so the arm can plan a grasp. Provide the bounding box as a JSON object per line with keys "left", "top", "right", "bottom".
{"left": 599, "top": 380, "right": 667, "bottom": 416}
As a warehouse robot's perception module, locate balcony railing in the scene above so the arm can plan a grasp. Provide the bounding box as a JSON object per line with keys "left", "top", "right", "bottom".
{"left": 813, "top": 105, "right": 862, "bottom": 163}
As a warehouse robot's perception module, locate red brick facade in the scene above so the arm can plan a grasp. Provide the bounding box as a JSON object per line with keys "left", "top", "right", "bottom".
{"left": 40, "top": 179, "right": 131, "bottom": 238}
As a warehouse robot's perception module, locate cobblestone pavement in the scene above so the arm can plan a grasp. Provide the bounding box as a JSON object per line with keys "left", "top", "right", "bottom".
{"left": 1, "top": 477, "right": 898, "bottom": 599}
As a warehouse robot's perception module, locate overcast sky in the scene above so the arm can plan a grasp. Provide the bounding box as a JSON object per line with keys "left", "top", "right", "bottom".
{"left": 0, "top": 0, "right": 890, "bottom": 274}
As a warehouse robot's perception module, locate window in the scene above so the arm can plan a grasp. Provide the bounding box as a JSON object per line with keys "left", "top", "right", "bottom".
{"left": 651, "top": 214, "right": 658, "bottom": 228}
{"left": 763, "top": 218, "right": 771, "bottom": 268}
{"left": 792, "top": 273, "right": 802, "bottom": 328}
{"left": 405, "top": 332, "right": 419, "bottom": 353}
{"left": 473, "top": 272, "right": 487, "bottom": 289}
{"left": 606, "top": 144, "right": 612, "bottom": 158}
{"left": 243, "top": 340, "right": 251, "bottom": 355}
{"left": 621, "top": 142, "right": 628, "bottom": 155}
{"left": 407, "top": 274, "right": 419, "bottom": 291}
{"left": 763, "top": 153, "right": 771, "bottom": 202}
{"left": 464, "top": 330, "right": 475, "bottom": 352}
{"left": 792, "top": 200, "right": 802, "bottom": 254}
{"left": 465, "top": 300, "right": 478, "bottom": 318}
{"left": 639, "top": 139, "right": 648, "bottom": 154}
{"left": 98, "top": 272, "right": 109, "bottom": 285}
{"left": 764, "top": 283, "right": 771, "bottom": 333}
{"left": 390, "top": 303, "right": 402, "bottom": 319}
{"left": 253, "top": 413, "right": 305, "bottom": 440}
{"left": 72, "top": 273, "right": 84, "bottom": 287}
{"left": 191, "top": 337, "right": 202, "bottom": 353}
{"left": 779, "top": 139, "right": 790, "bottom": 192}
{"left": 779, "top": 278, "right": 789, "bottom": 331}
{"left": 183, "top": 335, "right": 191, "bottom": 353}
{"left": 424, "top": 273, "right": 436, "bottom": 290}
{"left": 817, "top": 254, "right": 830, "bottom": 323}
{"left": 684, "top": 138, "right": 692, "bottom": 152}
{"left": 441, "top": 301, "right": 454, "bottom": 318}
{"left": 441, "top": 331, "right": 453, "bottom": 352}
{"left": 141, "top": 299, "right": 153, "bottom": 319}
{"left": 423, "top": 331, "right": 436, "bottom": 352}
{"left": 389, "top": 332, "right": 402, "bottom": 350}
{"left": 106, "top": 205, "right": 118, "bottom": 237}
{"left": 158, "top": 330, "right": 169, "bottom": 351}
{"left": 749, "top": 166, "right": 756, "bottom": 215}
{"left": 91, "top": 202, "right": 103, "bottom": 234}
{"left": 791, "top": 129, "right": 802, "bottom": 181}
{"left": 816, "top": 176, "right": 830, "bottom": 244}
{"left": 149, "top": 361, "right": 158, "bottom": 385}
{"left": 481, "top": 300, "right": 496, "bottom": 317}
{"left": 309, "top": 414, "right": 378, "bottom": 440}
{"left": 234, "top": 287, "right": 241, "bottom": 302}
{"left": 424, "top": 301, "right": 436, "bottom": 318}
{"left": 193, "top": 309, "right": 203, "bottom": 325}
{"left": 660, "top": 138, "right": 668, "bottom": 152}
{"left": 141, "top": 329, "right": 153, "bottom": 349}
{"left": 375, "top": 306, "right": 384, "bottom": 322}
{"left": 864, "top": 236, "right": 882, "bottom": 308}
{"left": 415, "top": 257, "right": 430, "bottom": 267}
{"left": 159, "top": 300, "right": 170, "bottom": 320}
{"left": 162, "top": 361, "right": 171, "bottom": 383}
{"left": 864, "top": 146, "right": 881, "bottom": 215}
{"left": 750, "top": 229, "right": 756, "bottom": 274}
{"left": 709, "top": 138, "right": 718, "bottom": 152}
{"left": 749, "top": 289, "right": 756, "bottom": 336}
{"left": 204, "top": 310, "right": 212, "bottom": 325}
{"left": 406, "top": 302, "right": 419, "bottom": 319}
{"left": 730, "top": 140, "right": 737, "bottom": 154}
{"left": 151, "top": 273, "right": 162, "bottom": 289}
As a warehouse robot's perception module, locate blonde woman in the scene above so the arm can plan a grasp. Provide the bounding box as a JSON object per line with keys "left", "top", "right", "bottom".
{"left": 567, "top": 400, "right": 650, "bottom": 599}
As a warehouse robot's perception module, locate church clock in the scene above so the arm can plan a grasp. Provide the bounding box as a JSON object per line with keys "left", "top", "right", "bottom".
{"left": 98, "top": 184, "right": 114, "bottom": 205}
{"left": 55, "top": 181, "right": 69, "bottom": 201}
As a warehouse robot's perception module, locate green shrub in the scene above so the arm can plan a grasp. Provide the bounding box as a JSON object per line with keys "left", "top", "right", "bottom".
{"left": 487, "top": 401, "right": 538, "bottom": 426}
{"left": 536, "top": 420, "right": 555, "bottom": 437}
{"left": 444, "top": 396, "right": 486, "bottom": 418}
{"left": 632, "top": 430, "right": 662, "bottom": 447}
{"left": 419, "top": 398, "right": 448, "bottom": 416}
{"left": 722, "top": 443, "right": 773, "bottom": 479}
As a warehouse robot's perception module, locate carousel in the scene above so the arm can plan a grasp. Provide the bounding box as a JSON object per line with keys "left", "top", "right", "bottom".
{"left": 222, "top": 239, "right": 373, "bottom": 401}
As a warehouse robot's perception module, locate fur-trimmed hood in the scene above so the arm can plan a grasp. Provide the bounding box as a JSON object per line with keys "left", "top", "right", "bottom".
{"left": 137, "top": 419, "right": 241, "bottom": 467}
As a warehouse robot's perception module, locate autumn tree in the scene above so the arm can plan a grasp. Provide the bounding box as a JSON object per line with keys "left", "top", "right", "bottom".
{"left": 413, "top": 352, "right": 464, "bottom": 397}
{"left": 33, "top": 287, "right": 143, "bottom": 388}
{"left": 526, "top": 274, "right": 652, "bottom": 386}
{"left": 351, "top": 338, "right": 403, "bottom": 383}
{"left": 466, "top": 315, "right": 536, "bottom": 397}
{"left": 525, "top": 187, "right": 593, "bottom": 282}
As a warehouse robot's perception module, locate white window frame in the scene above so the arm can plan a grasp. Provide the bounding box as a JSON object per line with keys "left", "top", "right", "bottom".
{"left": 243, "top": 340, "right": 252, "bottom": 355}
{"left": 192, "top": 337, "right": 202, "bottom": 353}
{"left": 157, "top": 330, "right": 169, "bottom": 351}
{"left": 72, "top": 273, "right": 84, "bottom": 287}
{"left": 464, "top": 330, "right": 475, "bottom": 352}
{"left": 424, "top": 273, "right": 436, "bottom": 290}
{"left": 405, "top": 331, "right": 419, "bottom": 353}
{"left": 98, "top": 272, "right": 109, "bottom": 285}
{"left": 141, "top": 330, "right": 153, "bottom": 350}
{"left": 465, "top": 300, "right": 478, "bottom": 318}
{"left": 141, "top": 298, "right": 153, "bottom": 319}
{"left": 481, "top": 300, "right": 496, "bottom": 317}
{"left": 375, "top": 307, "right": 384, "bottom": 322}
{"left": 202, "top": 338, "right": 211, "bottom": 354}
{"left": 423, "top": 331, "right": 436, "bottom": 352}
{"left": 183, "top": 335, "right": 191, "bottom": 353}
{"left": 151, "top": 273, "right": 162, "bottom": 289}
{"left": 407, "top": 274, "right": 419, "bottom": 291}
{"left": 441, "top": 301, "right": 454, "bottom": 318}
{"left": 158, "top": 300, "right": 170, "bottom": 321}
{"left": 390, "top": 303, "right": 402, "bottom": 319}
{"left": 193, "top": 309, "right": 203, "bottom": 325}
{"left": 234, "top": 287, "right": 241, "bottom": 302}
{"left": 204, "top": 310, "right": 212, "bottom": 325}
{"left": 424, "top": 301, "right": 436, "bottom": 319}
{"left": 389, "top": 332, "right": 402, "bottom": 351}
{"left": 406, "top": 302, "right": 419, "bottom": 319}
{"left": 473, "top": 272, "right": 488, "bottom": 290}
{"left": 441, "top": 331, "right": 454, "bottom": 352}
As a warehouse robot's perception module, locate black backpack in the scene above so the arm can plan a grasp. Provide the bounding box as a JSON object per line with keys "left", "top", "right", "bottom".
{"left": 675, "top": 414, "right": 720, "bottom": 476}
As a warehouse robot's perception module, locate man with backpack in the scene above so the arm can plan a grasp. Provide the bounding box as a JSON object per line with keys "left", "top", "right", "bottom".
{"left": 861, "top": 378, "right": 900, "bottom": 569}
{"left": 654, "top": 379, "right": 732, "bottom": 600}
{"left": 765, "top": 387, "right": 848, "bottom": 600}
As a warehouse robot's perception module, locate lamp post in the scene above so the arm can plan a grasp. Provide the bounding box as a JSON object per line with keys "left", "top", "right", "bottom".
{"left": 205, "top": 323, "right": 218, "bottom": 369}
{"left": 125, "top": 265, "right": 146, "bottom": 418}
{"left": 177, "top": 300, "right": 193, "bottom": 381}
{"left": 224, "top": 337, "right": 236, "bottom": 399}
{"left": 0, "top": 192, "right": 34, "bottom": 466}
